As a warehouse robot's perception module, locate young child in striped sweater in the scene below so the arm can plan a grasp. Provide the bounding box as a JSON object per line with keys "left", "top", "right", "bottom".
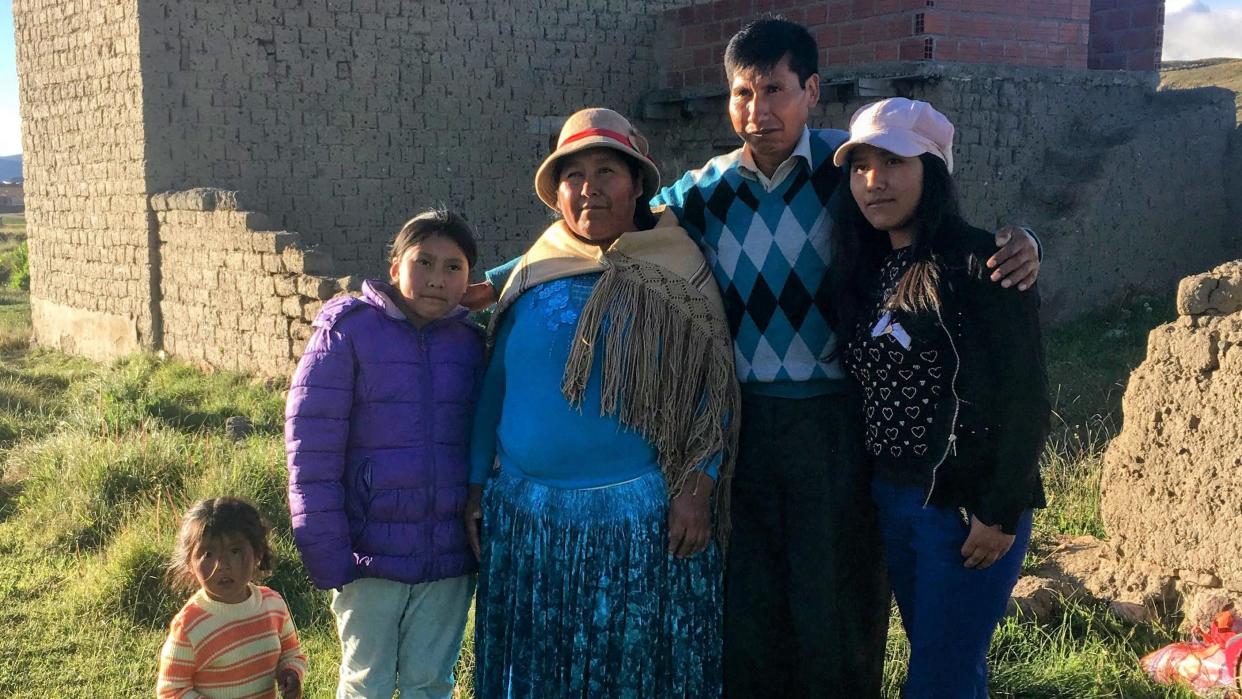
{"left": 157, "top": 497, "right": 307, "bottom": 699}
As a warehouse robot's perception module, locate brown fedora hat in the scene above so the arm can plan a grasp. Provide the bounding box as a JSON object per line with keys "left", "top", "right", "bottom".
{"left": 534, "top": 108, "right": 661, "bottom": 211}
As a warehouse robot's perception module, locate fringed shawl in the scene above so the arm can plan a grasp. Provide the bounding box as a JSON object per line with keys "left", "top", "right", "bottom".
{"left": 492, "top": 210, "right": 740, "bottom": 547}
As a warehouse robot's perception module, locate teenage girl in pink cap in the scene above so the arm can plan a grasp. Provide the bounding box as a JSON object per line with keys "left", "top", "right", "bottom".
{"left": 829, "top": 97, "right": 1052, "bottom": 698}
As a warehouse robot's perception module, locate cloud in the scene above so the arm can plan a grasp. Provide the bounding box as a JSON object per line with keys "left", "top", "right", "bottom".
{"left": 1166, "top": 0, "right": 1210, "bottom": 12}
{"left": 1163, "top": 2, "right": 1242, "bottom": 60}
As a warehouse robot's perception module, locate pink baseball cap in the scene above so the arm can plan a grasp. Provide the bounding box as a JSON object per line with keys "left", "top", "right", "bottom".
{"left": 832, "top": 98, "right": 955, "bottom": 174}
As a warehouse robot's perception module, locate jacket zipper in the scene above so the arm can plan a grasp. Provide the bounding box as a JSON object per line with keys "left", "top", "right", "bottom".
{"left": 924, "top": 303, "right": 962, "bottom": 509}
{"left": 415, "top": 324, "right": 434, "bottom": 468}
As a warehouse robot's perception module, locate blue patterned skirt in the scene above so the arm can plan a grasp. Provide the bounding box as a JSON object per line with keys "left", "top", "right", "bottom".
{"left": 474, "top": 470, "right": 723, "bottom": 699}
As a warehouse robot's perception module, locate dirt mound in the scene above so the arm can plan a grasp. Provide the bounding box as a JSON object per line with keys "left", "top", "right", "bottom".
{"left": 1098, "top": 260, "right": 1242, "bottom": 603}
{"left": 1012, "top": 262, "right": 1242, "bottom": 624}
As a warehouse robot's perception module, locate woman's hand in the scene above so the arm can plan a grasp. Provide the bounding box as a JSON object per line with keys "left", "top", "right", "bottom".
{"left": 668, "top": 472, "right": 713, "bottom": 558}
{"left": 464, "top": 484, "right": 484, "bottom": 561}
{"left": 960, "top": 515, "right": 1015, "bottom": 569}
{"left": 463, "top": 281, "right": 498, "bottom": 311}
{"left": 277, "top": 668, "right": 302, "bottom": 699}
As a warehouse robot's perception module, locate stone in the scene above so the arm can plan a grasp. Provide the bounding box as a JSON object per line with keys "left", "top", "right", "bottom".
{"left": 224, "top": 416, "right": 252, "bottom": 442}
{"left": 1101, "top": 260, "right": 1242, "bottom": 619}
{"left": 1107, "top": 601, "right": 1153, "bottom": 625}
{"left": 1008, "top": 576, "right": 1075, "bottom": 623}
{"left": 1177, "top": 261, "right": 1242, "bottom": 316}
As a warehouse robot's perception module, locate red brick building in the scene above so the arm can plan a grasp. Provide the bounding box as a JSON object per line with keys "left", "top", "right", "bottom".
{"left": 664, "top": 0, "right": 1166, "bottom": 89}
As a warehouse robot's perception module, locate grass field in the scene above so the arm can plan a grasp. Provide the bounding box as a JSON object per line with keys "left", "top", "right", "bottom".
{"left": 1161, "top": 58, "right": 1242, "bottom": 123}
{"left": 0, "top": 281, "right": 1201, "bottom": 698}
{"left": 0, "top": 213, "right": 27, "bottom": 293}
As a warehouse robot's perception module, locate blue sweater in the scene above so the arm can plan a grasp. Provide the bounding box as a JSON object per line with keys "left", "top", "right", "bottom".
{"left": 469, "top": 274, "right": 720, "bottom": 488}
{"left": 651, "top": 130, "right": 851, "bottom": 396}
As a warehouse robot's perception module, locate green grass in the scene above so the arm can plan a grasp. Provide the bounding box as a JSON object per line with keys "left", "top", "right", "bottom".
{"left": 0, "top": 219, "right": 27, "bottom": 291}
{"left": 0, "top": 288, "right": 1208, "bottom": 698}
{"left": 0, "top": 288, "right": 28, "bottom": 354}
{"left": 0, "top": 213, "right": 25, "bottom": 233}
{"left": 1033, "top": 294, "right": 1174, "bottom": 543}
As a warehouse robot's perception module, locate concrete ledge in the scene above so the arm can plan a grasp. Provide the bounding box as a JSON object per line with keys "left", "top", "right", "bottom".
{"left": 645, "top": 60, "right": 1161, "bottom": 109}
{"left": 30, "top": 296, "right": 141, "bottom": 362}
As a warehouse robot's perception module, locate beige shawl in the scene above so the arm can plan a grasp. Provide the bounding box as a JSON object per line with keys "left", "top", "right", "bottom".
{"left": 493, "top": 210, "right": 740, "bottom": 545}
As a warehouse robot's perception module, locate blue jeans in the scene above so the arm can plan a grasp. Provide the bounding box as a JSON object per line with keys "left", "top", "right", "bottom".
{"left": 872, "top": 479, "right": 1032, "bottom": 699}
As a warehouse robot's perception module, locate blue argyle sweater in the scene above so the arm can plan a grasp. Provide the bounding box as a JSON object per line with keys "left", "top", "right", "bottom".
{"left": 651, "top": 128, "right": 849, "bottom": 392}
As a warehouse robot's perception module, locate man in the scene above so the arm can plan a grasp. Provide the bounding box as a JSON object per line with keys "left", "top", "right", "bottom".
{"left": 470, "top": 17, "right": 1040, "bottom": 697}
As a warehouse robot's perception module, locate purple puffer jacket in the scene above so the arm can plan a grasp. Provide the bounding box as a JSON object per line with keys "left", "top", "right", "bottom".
{"left": 285, "top": 280, "right": 483, "bottom": 590}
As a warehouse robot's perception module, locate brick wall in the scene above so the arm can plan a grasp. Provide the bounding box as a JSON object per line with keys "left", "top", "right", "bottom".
{"left": 644, "top": 63, "right": 1236, "bottom": 320}
{"left": 140, "top": 0, "right": 689, "bottom": 280}
{"left": 18, "top": 0, "right": 1225, "bottom": 372}
{"left": 661, "top": 0, "right": 1092, "bottom": 91}
{"left": 1088, "top": 0, "right": 1165, "bottom": 70}
{"left": 153, "top": 188, "right": 351, "bottom": 377}
{"left": 15, "top": 0, "right": 156, "bottom": 360}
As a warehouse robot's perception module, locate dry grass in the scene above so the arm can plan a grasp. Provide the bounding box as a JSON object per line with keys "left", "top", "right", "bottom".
{"left": 1161, "top": 58, "right": 1242, "bottom": 123}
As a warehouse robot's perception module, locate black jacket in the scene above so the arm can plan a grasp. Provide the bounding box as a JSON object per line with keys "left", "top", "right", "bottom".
{"left": 890, "top": 218, "right": 1051, "bottom": 533}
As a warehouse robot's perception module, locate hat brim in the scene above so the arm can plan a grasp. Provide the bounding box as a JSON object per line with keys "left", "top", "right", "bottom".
{"left": 832, "top": 129, "right": 953, "bottom": 173}
{"left": 534, "top": 136, "right": 661, "bottom": 211}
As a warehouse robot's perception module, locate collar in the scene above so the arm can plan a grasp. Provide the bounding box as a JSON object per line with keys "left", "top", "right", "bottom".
{"left": 362, "top": 279, "right": 468, "bottom": 325}
{"left": 737, "top": 126, "right": 812, "bottom": 182}
{"left": 191, "top": 584, "right": 263, "bottom": 620}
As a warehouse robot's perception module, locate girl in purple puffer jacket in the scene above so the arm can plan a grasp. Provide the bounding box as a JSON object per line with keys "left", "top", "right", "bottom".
{"left": 284, "top": 208, "right": 483, "bottom": 699}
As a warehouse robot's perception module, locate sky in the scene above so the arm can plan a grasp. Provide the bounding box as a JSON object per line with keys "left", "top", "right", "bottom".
{"left": 0, "top": 1, "right": 1237, "bottom": 157}
{"left": 0, "top": 0, "right": 18, "bottom": 156}
{"left": 1164, "top": 0, "right": 1242, "bottom": 60}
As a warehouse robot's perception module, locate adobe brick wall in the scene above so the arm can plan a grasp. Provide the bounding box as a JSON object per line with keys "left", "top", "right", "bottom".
{"left": 15, "top": 1, "right": 1228, "bottom": 372}
{"left": 15, "top": 0, "right": 157, "bottom": 359}
{"left": 152, "top": 188, "right": 352, "bottom": 377}
{"left": 139, "top": 0, "right": 688, "bottom": 281}
{"left": 1100, "top": 259, "right": 1242, "bottom": 600}
{"left": 1089, "top": 0, "right": 1165, "bottom": 71}
{"left": 660, "top": 0, "right": 1093, "bottom": 91}
{"left": 643, "top": 62, "right": 1236, "bottom": 320}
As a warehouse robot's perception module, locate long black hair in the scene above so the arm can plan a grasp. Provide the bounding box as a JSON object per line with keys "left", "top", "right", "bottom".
{"left": 828, "top": 152, "right": 961, "bottom": 357}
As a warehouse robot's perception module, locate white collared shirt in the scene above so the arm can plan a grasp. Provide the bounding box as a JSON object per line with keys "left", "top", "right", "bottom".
{"left": 737, "top": 126, "right": 813, "bottom": 193}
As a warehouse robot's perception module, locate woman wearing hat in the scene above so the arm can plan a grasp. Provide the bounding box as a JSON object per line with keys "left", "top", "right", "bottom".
{"left": 830, "top": 98, "right": 1051, "bottom": 697}
{"left": 464, "top": 107, "right": 738, "bottom": 698}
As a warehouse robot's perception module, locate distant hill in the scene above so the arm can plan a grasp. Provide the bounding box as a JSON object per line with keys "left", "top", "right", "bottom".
{"left": 1160, "top": 58, "right": 1242, "bottom": 123}
{"left": 0, "top": 155, "right": 21, "bottom": 182}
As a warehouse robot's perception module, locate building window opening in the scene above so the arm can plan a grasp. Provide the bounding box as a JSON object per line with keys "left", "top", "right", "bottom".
{"left": 923, "top": 38, "right": 935, "bottom": 60}
{"left": 914, "top": 12, "right": 925, "bottom": 34}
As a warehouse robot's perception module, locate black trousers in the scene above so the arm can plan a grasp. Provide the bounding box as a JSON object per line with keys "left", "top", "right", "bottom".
{"left": 723, "top": 392, "right": 890, "bottom": 698}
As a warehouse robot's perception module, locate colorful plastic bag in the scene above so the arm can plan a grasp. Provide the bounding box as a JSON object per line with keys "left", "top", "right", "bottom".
{"left": 1142, "top": 610, "right": 1242, "bottom": 697}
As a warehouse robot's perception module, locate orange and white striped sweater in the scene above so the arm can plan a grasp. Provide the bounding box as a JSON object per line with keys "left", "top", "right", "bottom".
{"left": 157, "top": 585, "right": 307, "bottom": 699}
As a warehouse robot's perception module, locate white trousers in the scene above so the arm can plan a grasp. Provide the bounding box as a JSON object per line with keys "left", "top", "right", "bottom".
{"left": 331, "top": 575, "right": 474, "bottom": 699}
